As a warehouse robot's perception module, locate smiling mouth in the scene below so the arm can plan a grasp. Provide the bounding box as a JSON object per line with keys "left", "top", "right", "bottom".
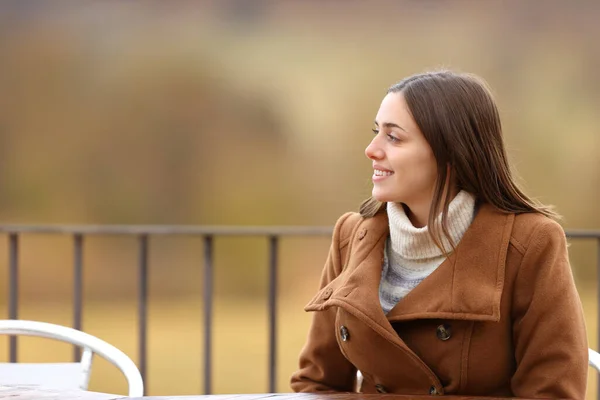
{"left": 373, "top": 169, "right": 394, "bottom": 176}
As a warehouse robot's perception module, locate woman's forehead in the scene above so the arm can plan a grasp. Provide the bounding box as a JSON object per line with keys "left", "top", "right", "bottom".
{"left": 375, "top": 93, "right": 416, "bottom": 130}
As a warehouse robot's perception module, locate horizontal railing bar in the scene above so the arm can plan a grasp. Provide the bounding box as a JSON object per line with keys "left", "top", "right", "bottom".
{"left": 565, "top": 231, "right": 600, "bottom": 239}
{"left": 0, "top": 225, "right": 334, "bottom": 236}
{"left": 0, "top": 225, "right": 597, "bottom": 238}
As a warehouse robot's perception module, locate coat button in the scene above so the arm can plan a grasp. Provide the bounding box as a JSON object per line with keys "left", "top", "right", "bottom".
{"left": 339, "top": 325, "right": 350, "bottom": 342}
{"left": 429, "top": 386, "right": 440, "bottom": 395}
{"left": 375, "top": 384, "right": 387, "bottom": 393}
{"left": 436, "top": 323, "right": 452, "bottom": 341}
{"left": 322, "top": 287, "right": 333, "bottom": 300}
{"left": 357, "top": 228, "right": 367, "bottom": 240}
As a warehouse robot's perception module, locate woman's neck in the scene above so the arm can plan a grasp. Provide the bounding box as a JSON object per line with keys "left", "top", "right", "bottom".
{"left": 404, "top": 187, "right": 459, "bottom": 228}
{"left": 387, "top": 190, "right": 476, "bottom": 260}
{"left": 405, "top": 203, "right": 429, "bottom": 228}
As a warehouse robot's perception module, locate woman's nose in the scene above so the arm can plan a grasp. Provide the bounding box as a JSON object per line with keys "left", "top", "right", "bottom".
{"left": 365, "top": 138, "right": 384, "bottom": 160}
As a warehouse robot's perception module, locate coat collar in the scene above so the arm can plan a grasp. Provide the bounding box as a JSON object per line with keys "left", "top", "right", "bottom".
{"left": 306, "top": 202, "right": 515, "bottom": 326}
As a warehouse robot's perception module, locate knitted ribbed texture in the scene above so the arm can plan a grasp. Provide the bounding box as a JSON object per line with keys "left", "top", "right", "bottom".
{"left": 379, "top": 191, "right": 476, "bottom": 314}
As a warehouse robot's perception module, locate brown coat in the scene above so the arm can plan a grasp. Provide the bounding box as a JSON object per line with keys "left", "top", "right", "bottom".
{"left": 290, "top": 203, "right": 588, "bottom": 399}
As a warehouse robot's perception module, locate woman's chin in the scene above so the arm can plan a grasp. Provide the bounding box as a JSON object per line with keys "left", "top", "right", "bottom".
{"left": 372, "top": 191, "right": 392, "bottom": 203}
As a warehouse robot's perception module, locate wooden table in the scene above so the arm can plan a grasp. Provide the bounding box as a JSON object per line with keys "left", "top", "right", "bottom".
{"left": 0, "top": 385, "right": 530, "bottom": 400}
{"left": 128, "top": 395, "right": 528, "bottom": 400}
{"left": 129, "top": 395, "right": 528, "bottom": 400}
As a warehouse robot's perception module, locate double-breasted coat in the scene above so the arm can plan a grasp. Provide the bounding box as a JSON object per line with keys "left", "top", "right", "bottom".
{"left": 290, "top": 203, "right": 588, "bottom": 399}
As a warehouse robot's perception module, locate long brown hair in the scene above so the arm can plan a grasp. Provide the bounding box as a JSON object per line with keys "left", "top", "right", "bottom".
{"left": 360, "top": 70, "right": 558, "bottom": 252}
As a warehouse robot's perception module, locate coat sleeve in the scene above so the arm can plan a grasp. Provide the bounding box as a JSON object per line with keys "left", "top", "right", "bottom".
{"left": 290, "top": 212, "right": 360, "bottom": 392}
{"left": 510, "top": 219, "right": 588, "bottom": 399}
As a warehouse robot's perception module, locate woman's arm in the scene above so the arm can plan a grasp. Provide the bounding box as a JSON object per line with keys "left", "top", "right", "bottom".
{"left": 511, "top": 219, "right": 588, "bottom": 399}
{"left": 290, "top": 212, "right": 360, "bottom": 392}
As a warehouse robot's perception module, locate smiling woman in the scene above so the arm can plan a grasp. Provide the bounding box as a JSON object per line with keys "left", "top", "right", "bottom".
{"left": 290, "top": 70, "right": 588, "bottom": 398}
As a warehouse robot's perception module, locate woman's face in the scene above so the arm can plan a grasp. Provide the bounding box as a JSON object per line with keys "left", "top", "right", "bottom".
{"left": 365, "top": 92, "right": 438, "bottom": 207}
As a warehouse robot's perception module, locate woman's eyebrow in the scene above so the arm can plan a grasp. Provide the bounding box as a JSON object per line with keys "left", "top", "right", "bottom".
{"left": 374, "top": 121, "right": 408, "bottom": 132}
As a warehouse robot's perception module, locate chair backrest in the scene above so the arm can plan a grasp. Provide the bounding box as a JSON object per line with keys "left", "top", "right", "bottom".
{"left": 589, "top": 348, "right": 600, "bottom": 372}
{"left": 0, "top": 320, "right": 143, "bottom": 397}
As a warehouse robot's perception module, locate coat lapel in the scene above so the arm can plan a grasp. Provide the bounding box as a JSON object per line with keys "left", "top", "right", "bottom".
{"left": 337, "top": 203, "right": 515, "bottom": 324}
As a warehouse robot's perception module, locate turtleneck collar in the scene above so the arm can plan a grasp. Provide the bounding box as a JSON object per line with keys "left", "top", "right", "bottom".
{"left": 386, "top": 191, "right": 476, "bottom": 260}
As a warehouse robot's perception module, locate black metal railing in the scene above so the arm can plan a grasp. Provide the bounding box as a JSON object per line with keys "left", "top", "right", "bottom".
{"left": 0, "top": 225, "right": 598, "bottom": 396}
{"left": 0, "top": 225, "right": 332, "bottom": 394}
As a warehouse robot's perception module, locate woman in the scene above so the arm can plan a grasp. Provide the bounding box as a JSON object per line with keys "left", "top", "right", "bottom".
{"left": 290, "top": 70, "right": 588, "bottom": 398}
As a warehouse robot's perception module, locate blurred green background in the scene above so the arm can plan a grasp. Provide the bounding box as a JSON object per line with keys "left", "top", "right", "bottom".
{"left": 0, "top": 0, "right": 599, "bottom": 398}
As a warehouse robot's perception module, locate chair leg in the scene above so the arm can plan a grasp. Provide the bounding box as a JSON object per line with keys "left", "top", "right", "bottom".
{"left": 355, "top": 370, "right": 364, "bottom": 393}
{"left": 79, "top": 347, "right": 94, "bottom": 390}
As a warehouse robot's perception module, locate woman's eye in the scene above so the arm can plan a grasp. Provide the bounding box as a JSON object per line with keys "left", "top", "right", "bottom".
{"left": 371, "top": 128, "right": 379, "bottom": 135}
{"left": 387, "top": 134, "right": 400, "bottom": 143}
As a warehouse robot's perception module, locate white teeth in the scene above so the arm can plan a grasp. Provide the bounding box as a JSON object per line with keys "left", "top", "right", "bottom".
{"left": 374, "top": 169, "right": 393, "bottom": 176}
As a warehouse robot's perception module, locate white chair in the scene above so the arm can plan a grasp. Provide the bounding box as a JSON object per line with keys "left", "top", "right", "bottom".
{"left": 589, "top": 348, "right": 600, "bottom": 372}
{"left": 355, "top": 370, "right": 363, "bottom": 392}
{"left": 0, "top": 319, "right": 143, "bottom": 397}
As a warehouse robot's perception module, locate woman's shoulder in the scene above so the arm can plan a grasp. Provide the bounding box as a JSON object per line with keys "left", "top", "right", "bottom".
{"left": 332, "top": 210, "right": 388, "bottom": 246}
{"left": 510, "top": 211, "right": 566, "bottom": 253}
{"left": 333, "top": 211, "right": 363, "bottom": 227}
{"left": 332, "top": 212, "right": 364, "bottom": 243}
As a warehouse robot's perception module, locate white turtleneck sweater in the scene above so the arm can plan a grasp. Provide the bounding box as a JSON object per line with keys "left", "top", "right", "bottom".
{"left": 379, "top": 191, "right": 477, "bottom": 315}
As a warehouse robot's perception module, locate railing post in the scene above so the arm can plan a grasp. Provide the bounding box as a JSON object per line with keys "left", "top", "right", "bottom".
{"left": 203, "top": 236, "right": 214, "bottom": 395}
{"left": 597, "top": 238, "right": 600, "bottom": 400}
{"left": 73, "top": 233, "right": 84, "bottom": 361}
{"left": 138, "top": 234, "right": 149, "bottom": 387}
{"left": 268, "top": 235, "right": 279, "bottom": 393}
{"left": 8, "top": 233, "right": 18, "bottom": 363}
